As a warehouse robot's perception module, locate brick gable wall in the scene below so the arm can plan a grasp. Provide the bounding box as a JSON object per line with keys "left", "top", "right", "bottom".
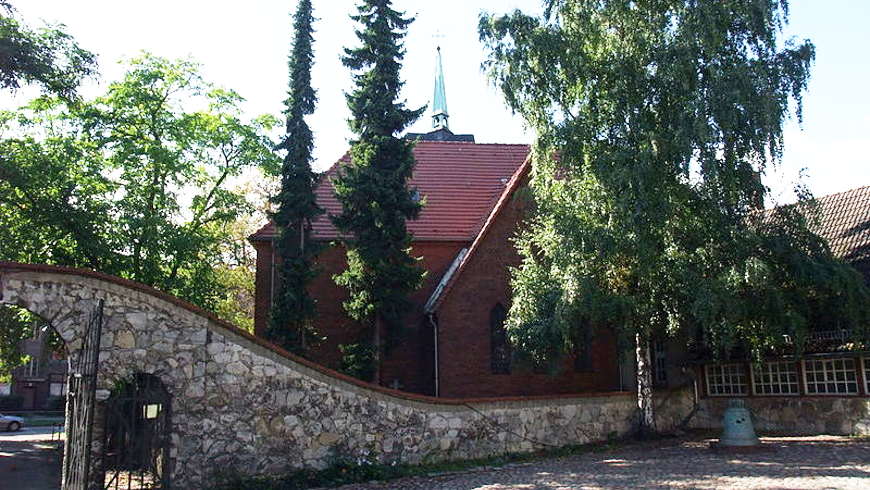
{"left": 253, "top": 239, "right": 466, "bottom": 395}
{"left": 435, "top": 184, "right": 621, "bottom": 397}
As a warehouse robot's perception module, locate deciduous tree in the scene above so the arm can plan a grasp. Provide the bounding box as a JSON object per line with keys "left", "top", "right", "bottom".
{"left": 0, "top": 54, "right": 279, "bottom": 316}
{"left": 480, "top": 0, "right": 870, "bottom": 433}
{"left": 0, "top": 1, "right": 96, "bottom": 99}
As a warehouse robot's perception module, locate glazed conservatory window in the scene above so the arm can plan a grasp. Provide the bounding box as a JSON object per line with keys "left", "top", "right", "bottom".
{"left": 752, "top": 361, "right": 799, "bottom": 395}
{"left": 653, "top": 339, "right": 668, "bottom": 386}
{"left": 863, "top": 357, "right": 870, "bottom": 394}
{"left": 803, "top": 358, "right": 859, "bottom": 395}
{"left": 705, "top": 363, "right": 748, "bottom": 396}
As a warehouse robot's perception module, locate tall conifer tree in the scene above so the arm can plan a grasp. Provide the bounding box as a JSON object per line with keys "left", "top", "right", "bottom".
{"left": 267, "top": 0, "right": 322, "bottom": 353}
{"left": 332, "top": 0, "right": 425, "bottom": 382}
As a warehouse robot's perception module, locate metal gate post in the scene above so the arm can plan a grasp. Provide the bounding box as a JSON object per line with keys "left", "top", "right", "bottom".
{"left": 62, "top": 300, "right": 104, "bottom": 490}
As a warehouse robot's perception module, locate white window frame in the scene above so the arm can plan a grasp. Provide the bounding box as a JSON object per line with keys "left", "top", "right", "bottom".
{"left": 705, "top": 363, "right": 749, "bottom": 396}
{"left": 862, "top": 357, "right": 870, "bottom": 395}
{"left": 24, "top": 358, "right": 39, "bottom": 378}
{"left": 802, "top": 358, "right": 859, "bottom": 395}
{"left": 750, "top": 361, "right": 800, "bottom": 396}
{"left": 653, "top": 340, "right": 667, "bottom": 386}
{"left": 49, "top": 381, "right": 67, "bottom": 397}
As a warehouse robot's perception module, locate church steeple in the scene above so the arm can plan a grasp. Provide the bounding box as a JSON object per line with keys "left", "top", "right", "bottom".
{"left": 405, "top": 45, "right": 475, "bottom": 142}
{"left": 432, "top": 46, "right": 449, "bottom": 130}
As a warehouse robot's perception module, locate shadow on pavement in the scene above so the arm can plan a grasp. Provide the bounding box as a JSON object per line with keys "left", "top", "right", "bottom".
{"left": 0, "top": 435, "right": 62, "bottom": 490}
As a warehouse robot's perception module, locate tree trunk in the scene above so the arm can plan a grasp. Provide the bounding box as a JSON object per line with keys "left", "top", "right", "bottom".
{"left": 635, "top": 333, "right": 656, "bottom": 436}
{"left": 373, "top": 315, "right": 382, "bottom": 385}
{"left": 298, "top": 221, "right": 307, "bottom": 352}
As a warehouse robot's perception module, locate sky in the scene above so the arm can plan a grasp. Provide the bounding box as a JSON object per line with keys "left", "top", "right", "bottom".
{"left": 4, "top": 0, "right": 869, "bottom": 204}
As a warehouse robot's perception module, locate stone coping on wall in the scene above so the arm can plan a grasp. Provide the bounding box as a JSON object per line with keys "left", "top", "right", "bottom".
{"left": 0, "top": 261, "right": 633, "bottom": 409}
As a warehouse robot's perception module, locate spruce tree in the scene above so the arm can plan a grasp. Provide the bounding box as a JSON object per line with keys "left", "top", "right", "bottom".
{"left": 267, "top": 0, "right": 322, "bottom": 353}
{"left": 332, "top": 0, "right": 425, "bottom": 383}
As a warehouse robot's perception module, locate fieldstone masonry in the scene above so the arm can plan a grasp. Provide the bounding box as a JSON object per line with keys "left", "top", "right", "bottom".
{"left": 7, "top": 264, "right": 865, "bottom": 488}
{"left": 691, "top": 396, "right": 870, "bottom": 435}
{"left": 0, "top": 264, "right": 684, "bottom": 488}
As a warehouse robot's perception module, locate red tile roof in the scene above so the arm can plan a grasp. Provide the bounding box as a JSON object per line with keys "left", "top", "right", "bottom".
{"left": 424, "top": 182, "right": 870, "bottom": 313}
{"left": 426, "top": 155, "right": 532, "bottom": 313}
{"left": 251, "top": 141, "right": 530, "bottom": 242}
{"left": 801, "top": 186, "right": 870, "bottom": 272}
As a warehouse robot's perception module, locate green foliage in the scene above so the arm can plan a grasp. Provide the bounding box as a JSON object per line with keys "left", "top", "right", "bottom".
{"left": 0, "top": 305, "right": 67, "bottom": 383}
{"left": 0, "top": 306, "right": 31, "bottom": 381}
{"left": 0, "top": 394, "right": 24, "bottom": 410}
{"left": 479, "top": 1, "right": 869, "bottom": 367}
{"left": 213, "top": 264, "right": 256, "bottom": 333}
{"left": 331, "top": 0, "right": 426, "bottom": 380}
{"left": 211, "top": 460, "right": 407, "bottom": 490}
{"left": 44, "top": 396, "right": 65, "bottom": 411}
{"left": 267, "top": 0, "right": 324, "bottom": 353}
{"left": 208, "top": 432, "right": 633, "bottom": 489}
{"left": 0, "top": 1, "right": 96, "bottom": 98}
{"left": 337, "top": 342, "right": 376, "bottom": 381}
{"left": 0, "top": 54, "right": 280, "bottom": 318}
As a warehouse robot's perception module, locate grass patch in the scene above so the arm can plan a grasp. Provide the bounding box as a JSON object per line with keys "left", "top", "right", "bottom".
{"left": 208, "top": 435, "right": 633, "bottom": 490}
{"left": 21, "top": 415, "right": 64, "bottom": 427}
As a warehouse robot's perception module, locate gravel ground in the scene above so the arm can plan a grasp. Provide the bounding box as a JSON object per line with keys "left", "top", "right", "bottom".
{"left": 334, "top": 435, "right": 870, "bottom": 489}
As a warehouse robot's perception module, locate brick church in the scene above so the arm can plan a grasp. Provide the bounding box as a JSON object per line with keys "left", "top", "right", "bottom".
{"left": 250, "top": 49, "right": 622, "bottom": 398}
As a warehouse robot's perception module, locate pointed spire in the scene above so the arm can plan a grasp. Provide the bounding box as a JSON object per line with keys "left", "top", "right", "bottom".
{"left": 432, "top": 46, "right": 449, "bottom": 130}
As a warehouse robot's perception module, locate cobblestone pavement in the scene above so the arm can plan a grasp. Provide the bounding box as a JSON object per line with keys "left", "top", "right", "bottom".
{"left": 336, "top": 436, "right": 870, "bottom": 489}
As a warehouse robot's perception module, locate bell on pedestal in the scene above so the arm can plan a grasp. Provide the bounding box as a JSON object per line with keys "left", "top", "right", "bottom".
{"left": 719, "top": 399, "right": 760, "bottom": 446}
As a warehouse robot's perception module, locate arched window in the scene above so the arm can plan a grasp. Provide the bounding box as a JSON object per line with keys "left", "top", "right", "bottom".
{"left": 574, "top": 328, "right": 593, "bottom": 372}
{"left": 490, "top": 303, "right": 511, "bottom": 374}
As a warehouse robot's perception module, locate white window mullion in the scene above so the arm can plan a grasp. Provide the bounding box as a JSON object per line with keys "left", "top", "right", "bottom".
{"left": 863, "top": 357, "right": 870, "bottom": 395}
{"left": 753, "top": 361, "right": 799, "bottom": 395}
{"left": 706, "top": 363, "right": 748, "bottom": 396}
{"left": 804, "top": 358, "right": 859, "bottom": 395}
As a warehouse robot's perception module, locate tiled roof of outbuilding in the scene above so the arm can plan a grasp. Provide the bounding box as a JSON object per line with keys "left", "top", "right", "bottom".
{"left": 802, "top": 186, "right": 870, "bottom": 275}
{"left": 251, "top": 141, "right": 530, "bottom": 242}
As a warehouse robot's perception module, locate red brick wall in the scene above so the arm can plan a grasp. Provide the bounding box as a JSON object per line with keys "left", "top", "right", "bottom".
{"left": 252, "top": 181, "right": 622, "bottom": 398}
{"left": 253, "top": 238, "right": 466, "bottom": 395}
{"left": 253, "top": 240, "right": 273, "bottom": 339}
{"left": 435, "top": 186, "right": 621, "bottom": 398}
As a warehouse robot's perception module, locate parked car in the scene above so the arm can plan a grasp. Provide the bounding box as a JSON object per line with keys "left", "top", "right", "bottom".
{"left": 0, "top": 413, "right": 24, "bottom": 432}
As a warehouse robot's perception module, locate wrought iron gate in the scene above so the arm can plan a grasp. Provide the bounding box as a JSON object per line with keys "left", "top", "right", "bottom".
{"left": 102, "top": 373, "right": 171, "bottom": 489}
{"left": 63, "top": 299, "right": 104, "bottom": 490}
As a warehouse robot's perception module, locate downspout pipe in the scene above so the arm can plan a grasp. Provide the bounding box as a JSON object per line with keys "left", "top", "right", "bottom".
{"left": 269, "top": 238, "right": 277, "bottom": 309}
{"left": 428, "top": 312, "right": 440, "bottom": 398}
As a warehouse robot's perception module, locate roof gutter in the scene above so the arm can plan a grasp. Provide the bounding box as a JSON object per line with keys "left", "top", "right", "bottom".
{"left": 424, "top": 248, "right": 467, "bottom": 398}
{"left": 424, "top": 248, "right": 468, "bottom": 315}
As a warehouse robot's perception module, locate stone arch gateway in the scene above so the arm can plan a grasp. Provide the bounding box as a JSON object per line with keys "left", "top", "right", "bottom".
{"left": 0, "top": 262, "right": 687, "bottom": 488}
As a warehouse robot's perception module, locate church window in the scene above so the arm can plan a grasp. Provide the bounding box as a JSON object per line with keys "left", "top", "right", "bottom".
{"left": 490, "top": 303, "right": 510, "bottom": 374}
{"left": 574, "top": 329, "right": 593, "bottom": 372}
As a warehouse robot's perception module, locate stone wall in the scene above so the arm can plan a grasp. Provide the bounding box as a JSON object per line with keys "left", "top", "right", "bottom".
{"left": 0, "top": 264, "right": 681, "bottom": 488}
{"left": 648, "top": 384, "right": 870, "bottom": 436}
{"left": 689, "top": 396, "right": 870, "bottom": 436}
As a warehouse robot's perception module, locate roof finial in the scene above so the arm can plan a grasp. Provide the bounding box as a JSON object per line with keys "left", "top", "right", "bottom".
{"left": 432, "top": 44, "right": 449, "bottom": 130}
